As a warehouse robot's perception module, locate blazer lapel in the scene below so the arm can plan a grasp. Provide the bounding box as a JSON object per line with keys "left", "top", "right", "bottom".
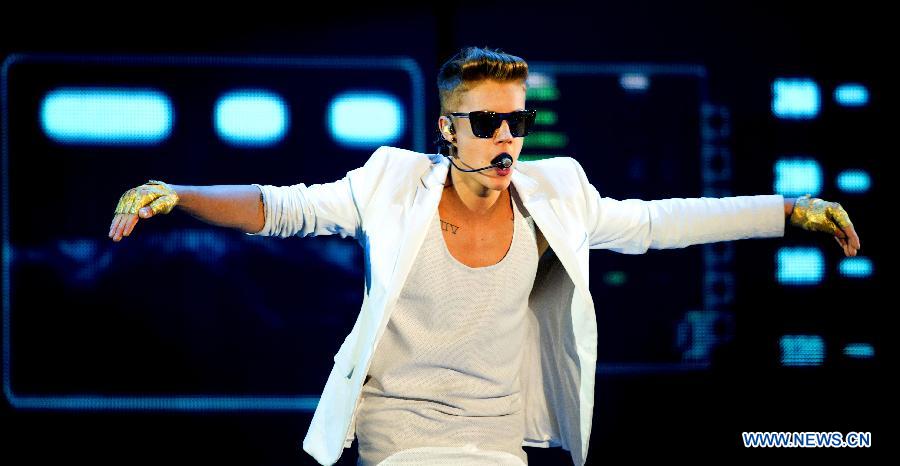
{"left": 376, "top": 154, "right": 449, "bottom": 340}
{"left": 511, "top": 168, "right": 594, "bottom": 307}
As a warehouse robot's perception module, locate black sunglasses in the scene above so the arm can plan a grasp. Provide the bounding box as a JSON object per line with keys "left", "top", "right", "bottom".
{"left": 448, "top": 109, "right": 537, "bottom": 138}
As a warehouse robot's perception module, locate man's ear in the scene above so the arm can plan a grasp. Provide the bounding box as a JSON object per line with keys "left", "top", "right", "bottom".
{"left": 439, "top": 116, "right": 456, "bottom": 141}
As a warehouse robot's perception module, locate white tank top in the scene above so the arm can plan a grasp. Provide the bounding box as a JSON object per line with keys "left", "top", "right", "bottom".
{"left": 355, "top": 185, "right": 539, "bottom": 465}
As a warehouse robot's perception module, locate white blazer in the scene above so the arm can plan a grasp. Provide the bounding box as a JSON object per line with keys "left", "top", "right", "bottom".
{"left": 247, "top": 146, "right": 786, "bottom": 465}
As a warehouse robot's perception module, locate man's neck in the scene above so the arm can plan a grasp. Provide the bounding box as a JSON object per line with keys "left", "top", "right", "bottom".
{"left": 447, "top": 169, "right": 505, "bottom": 216}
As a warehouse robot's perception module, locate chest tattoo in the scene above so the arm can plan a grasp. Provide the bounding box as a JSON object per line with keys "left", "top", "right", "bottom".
{"left": 440, "top": 219, "right": 460, "bottom": 234}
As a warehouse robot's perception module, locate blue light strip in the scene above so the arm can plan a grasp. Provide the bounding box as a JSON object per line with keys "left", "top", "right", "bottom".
{"left": 836, "top": 169, "right": 871, "bottom": 193}
{"left": 214, "top": 89, "right": 290, "bottom": 147}
{"left": 619, "top": 73, "right": 650, "bottom": 91}
{"left": 772, "top": 78, "right": 821, "bottom": 119}
{"left": 40, "top": 87, "right": 173, "bottom": 145}
{"left": 3, "top": 53, "right": 426, "bottom": 151}
{"left": 834, "top": 83, "right": 869, "bottom": 107}
{"left": 842, "top": 343, "right": 874, "bottom": 359}
{"left": 774, "top": 158, "right": 822, "bottom": 197}
{"left": 328, "top": 91, "right": 405, "bottom": 148}
{"left": 7, "top": 394, "right": 320, "bottom": 411}
{"left": 838, "top": 257, "right": 872, "bottom": 278}
{"left": 777, "top": 247, "right": 825, "bottom": 285}
{"left": 780, "top": 334, "right": 825, "bottom": 366}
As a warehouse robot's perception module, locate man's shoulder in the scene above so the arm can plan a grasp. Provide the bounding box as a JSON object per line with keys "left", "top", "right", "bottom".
{"left": 517, "top": 156, "right": 579, "bottom": 181}
{"left": 350, "top": 146, "right": 438, "bottom": 193}
{"left": 368, "top": 146, "right": 438, "bottom": 169}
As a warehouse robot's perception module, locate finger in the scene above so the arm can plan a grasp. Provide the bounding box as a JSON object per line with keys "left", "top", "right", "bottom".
{"left": 114, "top": 214, "right": 135, "bottom": 241}
{"left": 128, "top": 205, "right": 156, "bottom": 235}
{"left": 111, "top": 214, "right": 127, "bottom": 241}
{"left": 845, "top": 224, "right": 861, "bottom": 250}
{"left": 123, "top": 214, "right": 139, "bottom": 237}
{"left": 109, "top": 213, "right": 122, "bottom": 237}
{"left": 146, "top": 195, "right": 176, "bottom": 217}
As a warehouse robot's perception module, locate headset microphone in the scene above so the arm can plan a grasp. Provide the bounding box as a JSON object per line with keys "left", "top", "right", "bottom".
{"left": 446, "top": 153, "right": 513, "bottom": 173}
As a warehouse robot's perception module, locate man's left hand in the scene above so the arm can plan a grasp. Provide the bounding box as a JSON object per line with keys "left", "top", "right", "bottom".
{"left": 789, "top": 194, "right": 861, "bottom": 257}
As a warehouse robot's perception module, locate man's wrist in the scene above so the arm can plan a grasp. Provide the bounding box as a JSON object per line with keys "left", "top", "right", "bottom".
{"left": 168, "top": 184, "right": 190, "bottom": 210}
{"left": 784, "top": 197, "right": 796, "bottom": 218}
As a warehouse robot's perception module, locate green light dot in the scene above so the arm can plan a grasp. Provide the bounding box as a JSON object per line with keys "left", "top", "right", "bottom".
{"left": 525, "top": 132, "right": 568, "bottom": 149}
{"left": 527, "top": 87, "right": 560, "bottom": 101}
{"left": 519, "top": 154, "right": 562, "bottom": 161}
{"left": 604, "top": 271, "right": 627, "bottom": 286}
{"left": 534, "top": 109, "right": 558, "bottom": 125}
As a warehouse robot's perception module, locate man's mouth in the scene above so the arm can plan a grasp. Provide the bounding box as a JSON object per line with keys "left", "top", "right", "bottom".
{"left": 493, "top": 152, "right": 513, "bottom": 176}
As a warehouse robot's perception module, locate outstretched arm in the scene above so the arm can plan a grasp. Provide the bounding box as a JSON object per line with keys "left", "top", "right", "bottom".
{"left": 572, "top": 153, "right": 861, "bottom": 257}
{"left": 572, "top": 158, "right": 785, "bottom": 254}
{"left": 108, "top": 147, "right": 390, "bottom": 242}
{"left": 108, "top": 181, "right": 264, "bottom": 242}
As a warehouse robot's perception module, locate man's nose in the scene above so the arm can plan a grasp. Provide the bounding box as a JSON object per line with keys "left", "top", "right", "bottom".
{"left": 495, "top": 120, "right": 514, "bottom": 142}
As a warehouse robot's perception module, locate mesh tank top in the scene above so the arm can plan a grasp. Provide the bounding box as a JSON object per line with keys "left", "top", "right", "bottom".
{"left": 355, "top": 185, "right": 540, "bottom": 465}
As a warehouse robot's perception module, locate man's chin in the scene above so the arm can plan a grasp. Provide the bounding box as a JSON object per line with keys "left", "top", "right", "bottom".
{"left": 486, "top": 179, "right": 511, "bottom": 191}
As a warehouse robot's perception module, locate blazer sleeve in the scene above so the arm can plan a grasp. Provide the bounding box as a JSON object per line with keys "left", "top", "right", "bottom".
{"left": 245, "top": 146, "right": 390, "bottom": 239}
{"left": 571, "top": 158, "right": 786, "bottom": 254}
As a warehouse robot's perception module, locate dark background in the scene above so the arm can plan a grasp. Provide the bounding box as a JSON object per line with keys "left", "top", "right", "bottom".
{"left": 1, "top": 1, "right": 891, "bottom": 464}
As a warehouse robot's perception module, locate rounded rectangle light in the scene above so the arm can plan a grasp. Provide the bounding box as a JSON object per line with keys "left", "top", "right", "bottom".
{"left": 836, "top": 169, "right": 871, "bottom": 193}
{"left": 772, "top": 78, "right": 821, "bottom": 119}
{"left": 780, "top": 335, "right": 824, "bottom": 366}
{"left": 328, "top": 91, "right": 405, "bottom": 148}
{"left": 777, "top": 247, "right": 824, "bottom": 285}
{"left": 214, "top": 89, "right": 290, "bottom": 147}
{"left": 40, "top": 87, "right": 173, "bottom": 145}
{"left": 774, "top": 158, "right": 823, "bottom": 197}
{"left": 839, "top": 257, "right": 872, "bottom": 278}
{"left": 834, "top": 83, "right": 869, "bottom": 107}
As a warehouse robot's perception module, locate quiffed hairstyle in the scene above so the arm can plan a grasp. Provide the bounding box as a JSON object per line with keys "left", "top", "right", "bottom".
{"left": 435, "top": 46, "right": 529, "bottom": 156}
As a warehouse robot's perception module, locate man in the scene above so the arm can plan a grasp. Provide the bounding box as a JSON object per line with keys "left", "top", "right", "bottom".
{"left": 109, "top": 47, "right": 860, "bottom": 465}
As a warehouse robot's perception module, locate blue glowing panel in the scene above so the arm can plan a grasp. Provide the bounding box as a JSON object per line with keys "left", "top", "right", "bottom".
{"left": 214, "top": 90, "right": 290, "bottom": 147}
{"left": 834, "top": 83, "right": 869, "bottom": 107}
{"left": 843, "top": 343, "right": 874, "bottom": 359}
{"left": 4, "top": 53, "right": 427, "bottom": 412}
{"left": 772, "top": 78, "right": 820, "bottom": 119}
{"left": 777, "top": 247, "right": 824, "bottom": 285}
{"left": 676, "top": 310, "right": 729, "bottom": 362}
{"left": 40, "top": 87, "right": 173, "bottom": 145}
{"left": 836, "top": 169, "right": 871, "bottom": 193}
{"left": 839, "top": 257, "right": 872, "bottom": 278}
{"left": 6, "top": 395, "right": 320, "bottom": 411}
{"left": 619, "top": 73, "right": 649, "bottom": 92}
{"left": 328, "top": 91, "right": 405, "bottom": 148}
{"left": 780, "top": 335, "right": 825, "bottom": 366}
{"left": 774, "top": 158, "right": 823, "bottom": 197}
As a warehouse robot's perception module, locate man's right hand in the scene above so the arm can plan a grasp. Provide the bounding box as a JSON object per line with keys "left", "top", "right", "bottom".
{"left": 108, "top": 179, "right": 179, "bottom": 242}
